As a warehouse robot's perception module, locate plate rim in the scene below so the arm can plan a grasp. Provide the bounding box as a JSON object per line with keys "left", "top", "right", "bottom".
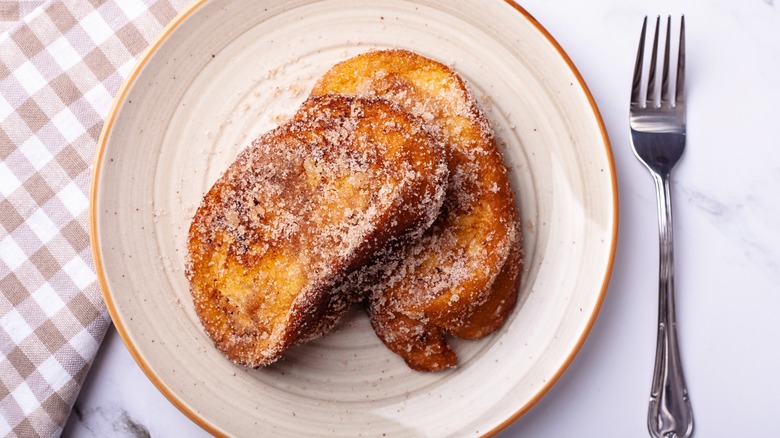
{"left": 89, "top": 0, "right": 619, "bottom": 435}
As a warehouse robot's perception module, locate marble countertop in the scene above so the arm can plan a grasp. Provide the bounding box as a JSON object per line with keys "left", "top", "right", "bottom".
{"left": 63, "top": 0, "right": 780, "bottom": 436}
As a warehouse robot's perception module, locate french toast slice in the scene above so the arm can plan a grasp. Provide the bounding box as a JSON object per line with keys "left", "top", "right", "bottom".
{"left": 312, "top": 50, "right": 523, "bottom": 371}
{"left": 186, "top": 94, "right": 448, "bottom": 367}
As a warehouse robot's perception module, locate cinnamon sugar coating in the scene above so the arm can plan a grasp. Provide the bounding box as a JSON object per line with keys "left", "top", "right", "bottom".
{"left": 185, "top": 94, "right": 448, "bottom": 367}
{"left": 312, "top": 50, "right": 523, "bottom": 371}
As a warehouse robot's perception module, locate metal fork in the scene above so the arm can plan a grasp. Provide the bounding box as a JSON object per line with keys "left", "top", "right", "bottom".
{"left": 629, "top": 16, "right": 693, "bottom": 438}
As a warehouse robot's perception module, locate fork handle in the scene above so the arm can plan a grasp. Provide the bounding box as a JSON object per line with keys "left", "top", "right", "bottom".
{"left": 648, "top": 173, "right": 694, "bottom": 438}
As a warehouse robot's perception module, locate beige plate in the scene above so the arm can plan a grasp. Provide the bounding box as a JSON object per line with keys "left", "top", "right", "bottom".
{"left": 90, "top": 0, "right": 617, "bottom": 436}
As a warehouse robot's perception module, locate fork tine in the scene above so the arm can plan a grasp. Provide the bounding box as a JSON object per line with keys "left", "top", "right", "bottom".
{"left": 630, "top": 16, "right": 648, "bottom": 105}
{"left": 660, "top": 16, "right": 671, "bottom": 105}
{"left": 676, "top": 16, "right": 686, "bottom": 105}
{"left": 645, "top": 16, "right": 660, "bottom": 107}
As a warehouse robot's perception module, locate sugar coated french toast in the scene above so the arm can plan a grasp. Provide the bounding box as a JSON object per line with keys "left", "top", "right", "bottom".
{"left": 186, "top": 94, "right": 448, "bottom": 367}
{"left": 312, "top": 50, "right": 523, "bottom": 371}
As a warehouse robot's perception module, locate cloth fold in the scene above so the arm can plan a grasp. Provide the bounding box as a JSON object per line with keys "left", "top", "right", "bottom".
{"left": 1, "top": 1, "right": 190, "bottom": 436}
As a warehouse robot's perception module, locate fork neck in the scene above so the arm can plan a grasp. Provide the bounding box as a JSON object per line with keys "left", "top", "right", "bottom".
{"left": 652, "top": 173, "right": 675, "bottom": 285}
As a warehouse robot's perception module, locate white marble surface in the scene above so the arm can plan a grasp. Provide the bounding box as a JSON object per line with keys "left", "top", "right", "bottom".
{"left": 63, "top": 0, "right": 780, "bottom": 436}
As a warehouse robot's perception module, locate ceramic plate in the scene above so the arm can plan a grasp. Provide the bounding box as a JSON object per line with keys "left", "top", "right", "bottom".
{"left": 90, "top": 0, "right": 617, "bottom": 436}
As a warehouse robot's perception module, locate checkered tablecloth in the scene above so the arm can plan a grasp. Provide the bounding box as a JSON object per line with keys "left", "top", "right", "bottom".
{"left": 1, "top": 1, "right": 191, "bottom": 436}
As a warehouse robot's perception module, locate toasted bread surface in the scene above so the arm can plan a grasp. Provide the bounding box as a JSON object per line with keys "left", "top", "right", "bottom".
{"left": 186, "top": 94, "right": 447, "bottom": 367}
{"left": 312, "top": 50, "right": 523, "bottom": 371}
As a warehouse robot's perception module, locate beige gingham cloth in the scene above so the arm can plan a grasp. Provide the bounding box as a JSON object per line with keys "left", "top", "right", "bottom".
{"left": 0, "top": 1, "right": 190, "bottom": 436}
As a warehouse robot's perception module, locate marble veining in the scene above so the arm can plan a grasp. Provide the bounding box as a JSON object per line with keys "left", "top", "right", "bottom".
{"left": 69, "top": 404, "right": 150, "bottom": 438}
{"left": 683, "top": 168, "right": 780, "bottom": 277}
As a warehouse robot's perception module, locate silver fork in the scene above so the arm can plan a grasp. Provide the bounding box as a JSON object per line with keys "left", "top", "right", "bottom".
{"left": 629, "top": 16, "right": 694, "bottom": 438}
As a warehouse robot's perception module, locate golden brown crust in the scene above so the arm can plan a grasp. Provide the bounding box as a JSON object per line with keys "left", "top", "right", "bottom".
{"left": 312, "top": 50, "right": 523, "bottom": 371}
{"left": 185, "top": 94, "right": 448, "bottom": 367}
